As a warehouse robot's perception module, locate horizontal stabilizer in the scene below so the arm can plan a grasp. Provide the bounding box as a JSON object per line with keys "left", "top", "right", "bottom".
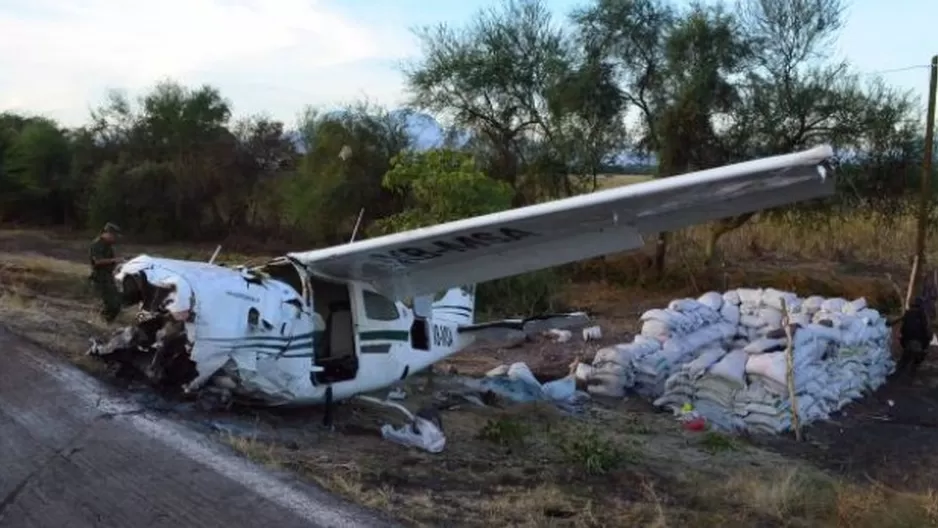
{"left": 459, "top": 312, "right": 591, "bottom": 344}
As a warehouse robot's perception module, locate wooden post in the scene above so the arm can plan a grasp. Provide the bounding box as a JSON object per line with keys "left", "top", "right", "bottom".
{"left": 905, "top": 255, "right": 922, "bottom": 310}
{"left": 781, "top": 299, "right": 802, "bottom": 441}
{"left": 909, "top": 55, "right": 938, "bottom": 305}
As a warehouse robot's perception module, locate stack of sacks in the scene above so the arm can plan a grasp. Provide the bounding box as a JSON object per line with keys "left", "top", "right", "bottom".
{"left": 737, "top": 327, "right": 838, "bottom": 432}
{"left": 729, "top": 287, "right": 806, "bottom": 341}
{"left": 575, "top": 343, "right": 640, "bottom": 398}
{"left": 644, "top": 288, "right": 895, "bottom": 434}
{"left": 692, "top": 349, "right": 752, "bottom": 430}
{"left": 731, "top": 382, "right": 825, "bottom": 434}
{"left": 810, "top": 297, "right": 894, "bottom": 408}
{"left": 630, "top": 297, "right": 736, "bottom": 398}
{"left": 655, "top": 347, "right": 750, "bottom": 431}
{"left": 656, "top": 344, "right": 726, "bottom": 407}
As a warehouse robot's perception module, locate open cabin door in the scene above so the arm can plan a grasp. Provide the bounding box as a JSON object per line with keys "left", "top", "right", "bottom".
{"left": 409, "top": 295, "right": 433, "bottom": 352}
{"left": 309, "top": 276, "right": 359, "bottom": 384}
{"left": 349, "top": 283, "right": 410, "bottom": 356}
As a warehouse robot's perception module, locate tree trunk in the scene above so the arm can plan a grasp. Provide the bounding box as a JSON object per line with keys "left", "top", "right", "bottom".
{"left": 705, "top": 213, "right": 756, "bottom": 266}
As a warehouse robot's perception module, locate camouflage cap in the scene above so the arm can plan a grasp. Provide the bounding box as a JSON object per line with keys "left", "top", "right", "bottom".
{"left": 102, "top": 222, "right": 121, "bottom": 234}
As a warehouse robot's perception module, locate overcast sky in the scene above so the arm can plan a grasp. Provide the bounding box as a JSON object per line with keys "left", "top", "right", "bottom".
{"left": 0, "top": 0, "right": 933, "bottom": 128}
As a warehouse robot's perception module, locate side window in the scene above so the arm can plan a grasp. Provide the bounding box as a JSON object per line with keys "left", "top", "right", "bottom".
{"left": 363, "top": 291, "right": 400, "bottom": 321}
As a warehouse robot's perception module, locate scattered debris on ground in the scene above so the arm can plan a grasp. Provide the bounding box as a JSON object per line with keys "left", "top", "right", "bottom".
{"left": 3, "top": 229, "right": 938, "bottom": 526}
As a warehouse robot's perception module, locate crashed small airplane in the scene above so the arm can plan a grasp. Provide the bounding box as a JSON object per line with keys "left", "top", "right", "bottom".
{"left": 88, "top": 146, "right": 836, "bottom": 431}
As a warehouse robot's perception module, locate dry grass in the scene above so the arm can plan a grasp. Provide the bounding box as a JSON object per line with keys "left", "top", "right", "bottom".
{"left": 219, "top": 395, "right": 938, "bottom": 527}
{"left": 834, "top": 480, "right": 938, "bottom": 527}
{"left": 219, "top": 396, "right": 705, "bottom": 527}
{"left": 567, "top": 172, "right": 654, "bottom": 191}
{"left": 595, "top": 173, "right": 654, "bottom": 189}
{"left": 709, "top": 467, "right": 938, "bottom": 527}
{"left": 561, "top": 211, "right": 916, "bottom": 322}
{"left": 686, "top": 212, "right": 926, "bottom": 269}
{"left": 0, "top": 252, "right": 116, "bottom": 369}
{"left": 1, "top": 215, "right": 937, "bottom": 527}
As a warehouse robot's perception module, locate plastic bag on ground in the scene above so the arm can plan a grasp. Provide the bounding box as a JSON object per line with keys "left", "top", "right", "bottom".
{"left": 381, "top": 417, "right": 446, "bottom": 454}
{"left": 469, "top": 362, "right": 589, "bottom": 411}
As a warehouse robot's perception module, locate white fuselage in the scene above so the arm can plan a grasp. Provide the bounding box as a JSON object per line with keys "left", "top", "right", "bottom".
{"left": 115, "top": 255, "right": 477, "bottom": 405}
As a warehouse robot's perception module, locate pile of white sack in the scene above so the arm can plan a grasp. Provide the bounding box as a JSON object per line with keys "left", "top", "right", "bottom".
{"left": 575, "top": 288, "right": 895, "bottom": 434}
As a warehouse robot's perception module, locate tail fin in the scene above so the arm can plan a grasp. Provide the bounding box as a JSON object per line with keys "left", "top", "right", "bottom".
{"left": 431, "top": 285, "right": 476, "bottom": 325}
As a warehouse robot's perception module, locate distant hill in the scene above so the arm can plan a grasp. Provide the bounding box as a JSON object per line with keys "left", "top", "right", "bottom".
{"left": 389, "top": 109, "right": 446, "bottom": 150}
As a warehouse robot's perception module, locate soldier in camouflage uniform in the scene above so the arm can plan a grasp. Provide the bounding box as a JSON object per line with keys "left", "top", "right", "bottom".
{"left": 89, "top": 222, "right": 123, "bottom": 323}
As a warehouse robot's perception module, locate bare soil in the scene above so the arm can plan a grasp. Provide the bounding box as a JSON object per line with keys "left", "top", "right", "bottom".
{"left": 2, "top": 228, "right": 938, "bottom": 526}
{"left": 756, "top": 361, "right": 938, "bottom": 491}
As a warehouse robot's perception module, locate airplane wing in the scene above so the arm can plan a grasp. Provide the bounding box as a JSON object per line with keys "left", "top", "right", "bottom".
{"left": 290, "top": 146, "right": 836, "bottom": 300}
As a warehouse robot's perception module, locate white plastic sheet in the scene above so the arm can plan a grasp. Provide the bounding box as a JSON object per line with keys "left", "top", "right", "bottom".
{"left": 381, "top": 417, "right": 446, "bottom": 454}
{"left": 464, "top": 362, "right": 589, "bottom": 411}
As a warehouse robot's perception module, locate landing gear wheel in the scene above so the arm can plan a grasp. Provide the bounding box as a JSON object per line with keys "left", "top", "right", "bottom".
{"left": 322, "top": 385, "right": 335, "bottom": 431}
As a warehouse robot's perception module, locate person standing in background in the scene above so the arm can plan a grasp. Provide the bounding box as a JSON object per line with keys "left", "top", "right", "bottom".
{"left": 89, "top": 222, "right": 123, "bottom": 323}
{"left": 895, "top": 296, "right": 935, "bottom": 380}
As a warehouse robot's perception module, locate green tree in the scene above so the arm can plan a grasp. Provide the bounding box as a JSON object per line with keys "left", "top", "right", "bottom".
{"left": 574, "top": 0, "right": 920, "bottom": 269}
{"left": 574, "top": 0, "right": 752, "bottom": 273}
{"left": 223, "top": 115, "right": 297, "bottom": 234}
{"left": 284, "top": 102, "right": 411, "bottom": 245}
{"left": 0, "top": 116, "right": 74, "bottom": 224}
{"left": 405, "top": 0, "right": 572, "bottom": 203}
{"left": 547, "top": 49, "right": 628, "bottom": 191}
{"left": 371, "top": 148, "right": 513, "bottom": 234}
{"left": 86, "top": 80, "right": 244, "bottom": 239}
{"left": 372, "top": 148, "right": 556, "bottom": 316}
{"left": 703, "top": 0, "right": 920, "bottom": 262}
{"left": 87, "top": 161, "right": 176, "bottom": 238}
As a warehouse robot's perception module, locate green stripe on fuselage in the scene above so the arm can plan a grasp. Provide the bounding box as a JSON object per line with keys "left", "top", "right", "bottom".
{"left": 200, "top": 330, "right": 409, "bottom": 351}
{"left": 359, "top": 330, "right": 409, "bottom": 342}
{"left": 227, "top": 339, "right": 316, "bottom": 352}
{"left": 202, "top": 331, "right": 319, "bottom": 343}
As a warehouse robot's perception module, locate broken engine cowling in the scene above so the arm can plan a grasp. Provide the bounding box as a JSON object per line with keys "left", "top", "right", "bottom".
{"left": 87, "top": 311, "right": 198, "bottom": 392}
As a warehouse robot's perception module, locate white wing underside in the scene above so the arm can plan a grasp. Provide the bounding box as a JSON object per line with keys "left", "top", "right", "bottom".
{"left": 290, "top": 146, "right": 836, "bottom": 300}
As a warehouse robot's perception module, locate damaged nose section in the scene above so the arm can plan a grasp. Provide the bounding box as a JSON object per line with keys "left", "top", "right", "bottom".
{"left": 86, "top": 326, "right": 136, "bottom": 357}
{"left": 86, "top": 312, "right": 199, "bottom": 393}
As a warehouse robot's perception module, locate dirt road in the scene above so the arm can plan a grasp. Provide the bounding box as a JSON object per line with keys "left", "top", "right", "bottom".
{"left": 0, "top": 328, "right": 397, "bottom": 528}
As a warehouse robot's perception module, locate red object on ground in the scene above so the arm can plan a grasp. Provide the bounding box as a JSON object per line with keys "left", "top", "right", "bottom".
{"left": 683, "top": 417, "right": 706, "bottom": 431}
